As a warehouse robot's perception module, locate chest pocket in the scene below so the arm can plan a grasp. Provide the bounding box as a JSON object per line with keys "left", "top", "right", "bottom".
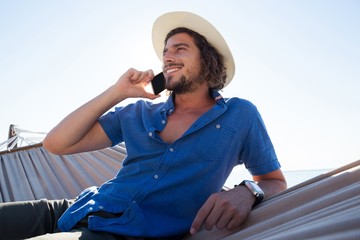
{"left": 192, "top": 123, "right": 235, "bottom": 161}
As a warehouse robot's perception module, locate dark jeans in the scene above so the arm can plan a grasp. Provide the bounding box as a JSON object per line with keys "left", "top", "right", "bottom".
{"left": 0, "top": 199, "right": 185, "bottom": 240}
{"left": 0, "top": 199, "right": 75, "bottom": 239}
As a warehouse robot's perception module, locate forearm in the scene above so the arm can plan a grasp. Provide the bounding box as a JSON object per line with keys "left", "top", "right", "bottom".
{"left": 254, "top": 170, "right": 287, "bottom": 199}
{"left": 43, "top": 85, "right": 125, "bottom": 154}
{"left": 257, "top": 179, "right": 287, "bottom": 199}
{"left": 43, "top": 68, "right": 158, "bottom": 155}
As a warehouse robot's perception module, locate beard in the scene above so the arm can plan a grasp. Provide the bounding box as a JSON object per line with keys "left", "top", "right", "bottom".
{"left": 165, "top": 68, "right": 206, "bottom": 94}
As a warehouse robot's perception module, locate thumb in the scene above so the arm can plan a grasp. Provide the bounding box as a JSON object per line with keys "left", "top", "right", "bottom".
{"left": 142, "top": 92, "right": 161, "bottom": 100}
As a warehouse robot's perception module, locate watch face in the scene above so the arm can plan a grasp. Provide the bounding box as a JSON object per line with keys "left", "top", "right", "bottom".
{"left": 248, "top": 182, "right": 263, "bottom": 193}
{"left": 242, "top": 180, "right": 264, "bottom": 206}
{"left": 245, "top": 181, "right": 264, "bottom": 195}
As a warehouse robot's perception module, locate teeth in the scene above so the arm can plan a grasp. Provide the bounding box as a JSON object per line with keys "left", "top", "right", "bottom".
{"left": 167, "top": 68, "right": 179, "bottom": 73}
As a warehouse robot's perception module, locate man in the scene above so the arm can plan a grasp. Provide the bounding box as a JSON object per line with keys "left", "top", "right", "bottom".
{"left": 0, "top": 11, "right": 286, "bottom": 239}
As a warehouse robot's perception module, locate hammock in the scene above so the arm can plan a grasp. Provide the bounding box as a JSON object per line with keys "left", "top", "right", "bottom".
{"left": 185, "top": 160, "right": 360, "bottom": 240}
{"left": 1, "top": 144, "right": 359, "bottom": 239}
{"left": 0, "top": 144, "right": 126, "bottom": 202}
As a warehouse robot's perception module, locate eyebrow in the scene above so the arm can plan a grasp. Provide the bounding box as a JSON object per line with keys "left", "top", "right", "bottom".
{"left": 163, "top": 43, "right": 190, "bottom": 55}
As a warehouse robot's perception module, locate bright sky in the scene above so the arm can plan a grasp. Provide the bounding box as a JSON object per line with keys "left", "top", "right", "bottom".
{"left": 1, "top": 0, "right": 359, "bottom": 171}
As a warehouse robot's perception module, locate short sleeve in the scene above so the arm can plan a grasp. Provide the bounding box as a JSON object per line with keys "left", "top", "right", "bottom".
{"left": 238, "top": 107, "right": 281, "bottom": 175}
{"left": 98, "top": 107, "right": 124, "bottom": 146}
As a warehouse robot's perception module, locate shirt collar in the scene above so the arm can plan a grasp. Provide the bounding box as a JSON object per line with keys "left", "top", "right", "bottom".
{"left": 210, "top": 89, "right": 226, "bottom": 104}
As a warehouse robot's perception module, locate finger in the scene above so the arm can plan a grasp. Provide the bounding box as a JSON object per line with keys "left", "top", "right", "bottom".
{"left": 203, "top": 201, "right": 224, "bottom": 231}
{"left": 126, "top": 68, "right": 144, "bottom": 82}
{"left": 142, "top": 71, "right": 155, "bottom": 87}
{"left": 215, "top": 211, "right": 232, "bottom": 230}
{"left": 130, "top": 71, "right": 146, "bottom": 83}
{"left": 226, "top": 215, "right": 243, "bottom": 231}
{"left": 138, "top": 69, "right": 154, "bottom": 82}
{"left": 138, "top": 71, "right": 151, "bottom": 82}
{"left": 214, "top": 198, "right": 241, "bottom": 229}
{"left": 145, "top": 69, "right": 154, "bottom": 82}
{"left": 190, "top": 198, "right": 216, "bottom": 235}
{"left": 127, "top": 68, "right": 139, "bottom": 80}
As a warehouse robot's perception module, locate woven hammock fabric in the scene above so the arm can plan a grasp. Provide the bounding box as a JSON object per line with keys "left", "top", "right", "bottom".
{"left": 0, "top": 145, "right": 126, "bottom": 202}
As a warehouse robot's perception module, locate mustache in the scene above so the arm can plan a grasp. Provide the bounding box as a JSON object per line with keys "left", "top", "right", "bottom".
{"left": 163, "top": 63, "right": 185, "bottom": 69}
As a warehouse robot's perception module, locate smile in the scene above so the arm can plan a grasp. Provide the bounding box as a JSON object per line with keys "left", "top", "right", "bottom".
{"left": 164, "top": 63, "right": 184, "bottom": 74}
{"left": 166, "top": 67, "right": 180, "bottom": 73}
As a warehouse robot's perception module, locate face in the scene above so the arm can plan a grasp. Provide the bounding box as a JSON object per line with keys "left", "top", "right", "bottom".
{"left": 162, "top": 33, "right": 205, "bottom": 94}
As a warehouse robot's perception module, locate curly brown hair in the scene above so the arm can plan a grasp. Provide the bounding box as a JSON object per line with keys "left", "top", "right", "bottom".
{"left": 164, "top": 27, "right": 227, "bottom": 90}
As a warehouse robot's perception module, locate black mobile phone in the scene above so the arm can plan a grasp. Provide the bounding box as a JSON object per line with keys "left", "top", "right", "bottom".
{"left": 151, "top": 72, "right": 165, "bottom": 95}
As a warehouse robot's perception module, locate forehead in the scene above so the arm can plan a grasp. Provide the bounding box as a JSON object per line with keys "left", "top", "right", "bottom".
{"left": 165, "top": 32, "right": 196, "bottom": 48}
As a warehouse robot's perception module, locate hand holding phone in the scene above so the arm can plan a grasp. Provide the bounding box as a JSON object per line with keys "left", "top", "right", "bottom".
{"left": 151, "top": 72, "right": 165, "bottom": 95}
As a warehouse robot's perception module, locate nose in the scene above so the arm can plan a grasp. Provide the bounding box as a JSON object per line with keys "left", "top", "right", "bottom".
{"left": 163, "top": 50, "right": 175, "bottom": 63}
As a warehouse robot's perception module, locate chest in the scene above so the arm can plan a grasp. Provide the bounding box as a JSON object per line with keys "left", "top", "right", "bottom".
{"left": 159, "top": 112, "right": 200, "bottom": 144}
{"left": 159, "top": 111, "right": 200, "bottom": 144}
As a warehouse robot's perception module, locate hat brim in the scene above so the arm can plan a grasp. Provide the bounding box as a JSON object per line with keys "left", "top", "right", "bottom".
{"left": 152, "top": 11, "right": 235, "bottom": 87}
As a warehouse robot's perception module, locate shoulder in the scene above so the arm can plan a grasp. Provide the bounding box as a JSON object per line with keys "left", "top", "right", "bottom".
{"left": 224, "top": 97, "right": 258, "bottom": 114}
{"left": 214, "top": 97, "right": 262, "bottom": 130}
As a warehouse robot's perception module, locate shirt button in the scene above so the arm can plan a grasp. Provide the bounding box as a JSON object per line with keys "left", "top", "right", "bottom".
{"left": 99, "top": 206, "right": 104, "bottom": 210}
{"left": 216, "top": 124, "right": 221, "bottom": 129}
{"left": 153, "top": 174, "right": 159, "bottom": 179}
{"left": 148, "top": 132, "right": 153, "bottom": 137}
{"left": 161, "top": 120, "right": 166, "bottom": 124}
{"left": 169, "top": 148, "right": 174, "bottom": 152}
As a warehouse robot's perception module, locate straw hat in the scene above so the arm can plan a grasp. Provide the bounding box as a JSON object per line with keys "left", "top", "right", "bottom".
{"left": 152, "top": 11, "right": 235, "bottom": 87}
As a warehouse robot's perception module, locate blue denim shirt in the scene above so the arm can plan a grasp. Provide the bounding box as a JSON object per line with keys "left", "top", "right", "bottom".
{"left": 58, "top": 91, "right": 280, "bottom": 237}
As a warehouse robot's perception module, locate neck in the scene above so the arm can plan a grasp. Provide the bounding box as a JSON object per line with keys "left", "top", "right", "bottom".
{"left": 173, "top": 86, "right": 215, "bottom": 111}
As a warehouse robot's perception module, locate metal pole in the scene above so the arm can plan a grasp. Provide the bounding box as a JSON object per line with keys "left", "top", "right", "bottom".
{"left": 7, "top": 124, "right": 17, "bottom": 149}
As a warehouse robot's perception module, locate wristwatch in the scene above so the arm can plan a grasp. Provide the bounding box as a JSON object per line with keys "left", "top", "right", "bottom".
{"left": 239, "top": 180, "right": 265, "bottom": 206}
